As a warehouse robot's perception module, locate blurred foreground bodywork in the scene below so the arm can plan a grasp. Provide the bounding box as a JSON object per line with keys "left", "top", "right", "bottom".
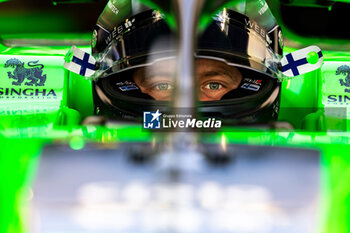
{"left": 0, "top": 0, "right": 350, "bottom": 233}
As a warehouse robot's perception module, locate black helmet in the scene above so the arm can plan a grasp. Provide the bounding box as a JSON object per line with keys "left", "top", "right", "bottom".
{"left": 92, "top": 6, "right": 283, "bottom": 124}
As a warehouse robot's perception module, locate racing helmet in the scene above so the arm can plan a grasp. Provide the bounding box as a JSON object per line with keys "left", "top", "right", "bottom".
{"left": 91, "top": 3, "right": 284, "bottom": 124}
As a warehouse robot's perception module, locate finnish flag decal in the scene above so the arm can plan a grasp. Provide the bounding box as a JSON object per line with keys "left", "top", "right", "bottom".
{"left": 63, "top": 46, "right": 96, "bottom": 77}
{"left": 280, "top": 45, "right": 323, "bottom": 77}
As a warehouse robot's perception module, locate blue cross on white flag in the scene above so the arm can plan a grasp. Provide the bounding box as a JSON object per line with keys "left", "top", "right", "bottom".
{"left": 280, "top": 45, "right": 323, "bottom": 77}
{"left": 63, "top": 46, "right": 96, "bottom": 77}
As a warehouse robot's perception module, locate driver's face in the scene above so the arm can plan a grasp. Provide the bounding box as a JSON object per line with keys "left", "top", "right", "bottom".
{"left": 133, "top": 58, "right": 242, "bottom": 101}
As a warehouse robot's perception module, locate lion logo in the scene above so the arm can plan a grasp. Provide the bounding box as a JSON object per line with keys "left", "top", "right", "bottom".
{"left": 336, "top": 65, "right": 350, "bottom": 93}
{"left": 4, "top": 58, "right": 46, "bottom": 86}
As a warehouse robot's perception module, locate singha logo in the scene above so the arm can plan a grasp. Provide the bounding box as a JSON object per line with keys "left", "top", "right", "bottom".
{"left": 336, "top": 65, "right": 350, "bottom": 93}
{"left": 4, "top": 58, "right": 46, "bottom": 86}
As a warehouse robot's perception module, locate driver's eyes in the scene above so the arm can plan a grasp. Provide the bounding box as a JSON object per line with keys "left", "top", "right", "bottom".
{"left": 155, "top": 83, "right": 173, "bottom": 90}
{"left": 204, "top": 82, "right": 223, "bottom": 90}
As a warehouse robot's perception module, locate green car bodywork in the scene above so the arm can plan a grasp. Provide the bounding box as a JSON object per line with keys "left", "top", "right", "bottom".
{"left": 1, "top": 0, "right": 350, "bottom": 233}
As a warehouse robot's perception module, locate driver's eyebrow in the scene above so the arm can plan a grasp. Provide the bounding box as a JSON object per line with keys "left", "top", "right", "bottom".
{"left": 199, "top": 70, "right": 234, "bottom": 80}
{"left": 201, "top": 70, "right": 226, "bottom": 77}
{"left": 141, "top": 71, "right": 174, "bottom": 85}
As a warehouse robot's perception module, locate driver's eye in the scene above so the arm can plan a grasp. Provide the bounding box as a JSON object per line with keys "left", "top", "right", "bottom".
{"left": 155, "top": 83, "right": 173, "bottom": 90}
{"left": 205, "top": 82, "right": 222, "bottom": 90}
